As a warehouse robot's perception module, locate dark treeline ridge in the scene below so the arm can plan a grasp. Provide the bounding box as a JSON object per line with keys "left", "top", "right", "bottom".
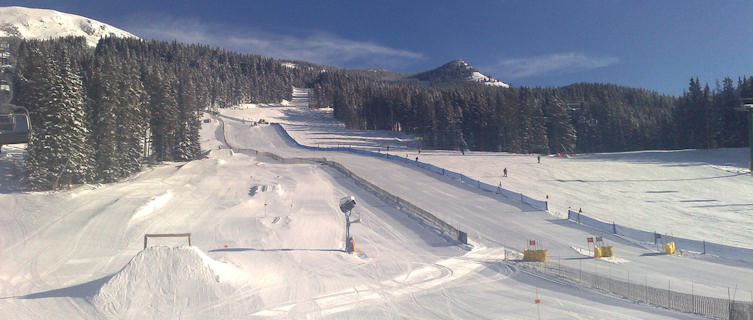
{"left": 11, "top": 36, "right": 317, "bottom": 190}
{"left": 313, "top": 71, "right": 753, "bottom": 154}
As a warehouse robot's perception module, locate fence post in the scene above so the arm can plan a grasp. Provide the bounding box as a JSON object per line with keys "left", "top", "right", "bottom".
{"left": 645, "top": 275, "right": 648, "bottom": 303}
{"left": 609, "top": 265, "right": 612, "bottom": 292}
{"left": 668, "top": 279, "right": 671, "bottom": 309}
{"left": 691, "top": 281, "right": 695, "bottom": 314}
{"left": 627, "top": 271, "right": 630, "bottom": 299}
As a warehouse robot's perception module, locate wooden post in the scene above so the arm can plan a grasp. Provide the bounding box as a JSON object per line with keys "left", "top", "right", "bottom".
{"left": 143, "top": 233, "right": 192, "bottom": 249}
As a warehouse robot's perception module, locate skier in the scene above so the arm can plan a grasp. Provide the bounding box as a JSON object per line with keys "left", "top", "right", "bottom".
{"left": 537, "top": 155, "right": 541, "bottom": 163}
{"left": 503, "top": 167, "right": 508, "bottom": 177}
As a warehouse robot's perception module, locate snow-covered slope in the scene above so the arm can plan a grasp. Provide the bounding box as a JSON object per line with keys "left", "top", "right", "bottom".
{"left": 0, "top": 6, "right": 136, "bottom": 47}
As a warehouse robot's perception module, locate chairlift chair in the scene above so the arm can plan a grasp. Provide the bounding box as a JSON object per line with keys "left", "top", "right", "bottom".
{"left": 0, "top": 104, "right": 31, "bottom": 150}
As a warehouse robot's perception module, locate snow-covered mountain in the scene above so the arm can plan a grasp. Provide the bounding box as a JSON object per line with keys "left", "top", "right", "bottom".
{"left": 409, "top": 59, "right": 510, "bottom": 88}
{"left": 0, "top": 6, "right": 136, "bottom": 47}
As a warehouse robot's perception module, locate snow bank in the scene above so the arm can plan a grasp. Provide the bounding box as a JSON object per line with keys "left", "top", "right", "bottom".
{"left": 91, "top": 246, "right": 242, "bottom": 318}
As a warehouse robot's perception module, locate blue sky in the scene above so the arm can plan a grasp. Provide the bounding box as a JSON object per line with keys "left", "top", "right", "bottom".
{"left": 4, "top": 0, "right": 752, "bottom": 95}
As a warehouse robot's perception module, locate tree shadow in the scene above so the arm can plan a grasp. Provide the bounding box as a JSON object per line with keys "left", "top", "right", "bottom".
{"left": 209, "top": 247, "right": 344, "bottom": 253}
{"left": 550, "top": 171, "right": 748, "bottom": 183}
{"left": 639, "top": 252, "right": 666, "bottom": 257}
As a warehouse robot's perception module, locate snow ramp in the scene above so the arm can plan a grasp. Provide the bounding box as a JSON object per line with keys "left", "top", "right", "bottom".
{"left": 91, "top": 246, "right": 248, "bottom": 318}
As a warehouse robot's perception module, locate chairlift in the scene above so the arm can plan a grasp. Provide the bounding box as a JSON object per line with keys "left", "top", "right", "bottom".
{"left": 741, "top": 98, "right": 753, "bottom": 110}
{"left": 0, "top": 104, "right": 31, "bottom": 150}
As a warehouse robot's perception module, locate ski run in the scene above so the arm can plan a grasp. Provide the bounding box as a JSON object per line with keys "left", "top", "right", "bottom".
{"left": 0, "top": 88, "right": 751, "bottom": 319}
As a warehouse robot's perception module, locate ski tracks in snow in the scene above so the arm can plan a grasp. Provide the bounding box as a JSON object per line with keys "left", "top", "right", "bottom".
{"left": 250, "top": 245, "right": 513, "bottom": 317}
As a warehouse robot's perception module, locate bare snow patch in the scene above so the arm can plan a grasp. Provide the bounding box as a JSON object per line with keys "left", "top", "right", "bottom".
{"left": 467, "top": 71, "right": 510, "bottom": 87}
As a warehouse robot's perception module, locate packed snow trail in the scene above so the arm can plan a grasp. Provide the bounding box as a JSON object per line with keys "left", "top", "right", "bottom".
{"left": 219, "top": 109, "right": 753, "bottom": 300}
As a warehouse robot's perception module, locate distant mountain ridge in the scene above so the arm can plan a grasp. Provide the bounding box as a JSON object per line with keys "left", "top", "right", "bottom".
{"left": 408, "top": 59, "right": 510, "bottom": 88}
{"left": 0, "top": 7, "right": 511, "bottom": 89}
{"left": 0, "top": 6, "right": 136, "bottom": 47}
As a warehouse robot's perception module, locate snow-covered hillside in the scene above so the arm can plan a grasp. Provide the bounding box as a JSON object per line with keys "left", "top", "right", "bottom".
{"left": 0, "top": 6, "right": 136, "bottom": 47}
{"left": 458, "top": 60, "right": 510, "bottom": 87}
{"left": 409, "top": 59, "right": 510, "bottom": 88}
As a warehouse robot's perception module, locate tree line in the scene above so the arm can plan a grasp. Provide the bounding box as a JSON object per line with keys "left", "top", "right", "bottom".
{"left": 9, "top": 35, "right": 751, "bottom": 190}
{"left": 312, "top": 71, "right": 753, "bottom": 154}
{"left": 11, "top": 36, "right": 314, "bottom": 190}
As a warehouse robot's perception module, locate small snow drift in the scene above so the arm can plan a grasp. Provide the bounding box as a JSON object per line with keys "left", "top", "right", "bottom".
{"left": 91, "top": 246, "right": 242, "bottom": 318}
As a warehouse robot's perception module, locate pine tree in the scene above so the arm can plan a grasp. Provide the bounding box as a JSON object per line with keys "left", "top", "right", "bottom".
{"left": 174, "top": 72, "right": 200, "bottom": 161}
{"left": 23, "top": 52, "right": 95, "bottom": 189}
{"left": 145, "top": 68, "right": 179, "bottom": 161}
{"left": 543, "top": 96, "right": 577, "bottom": 154}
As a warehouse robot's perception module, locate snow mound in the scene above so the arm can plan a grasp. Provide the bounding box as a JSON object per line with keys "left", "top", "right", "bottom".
{"left": 92, "top": 246, "right": 241, "bottom": 318}
{"left": 131, "top": 192, "right": 173, "bottom": 221}
{"left": 206, "top": 149, "right": 234, "bottom": 160}
{"left": 0, "top": 6, "right": 137, "bottom": 47}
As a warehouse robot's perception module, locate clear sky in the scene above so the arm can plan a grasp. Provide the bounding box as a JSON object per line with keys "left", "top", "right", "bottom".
{"left": 3, "top": 0, "right": 751, "bottom": 96}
